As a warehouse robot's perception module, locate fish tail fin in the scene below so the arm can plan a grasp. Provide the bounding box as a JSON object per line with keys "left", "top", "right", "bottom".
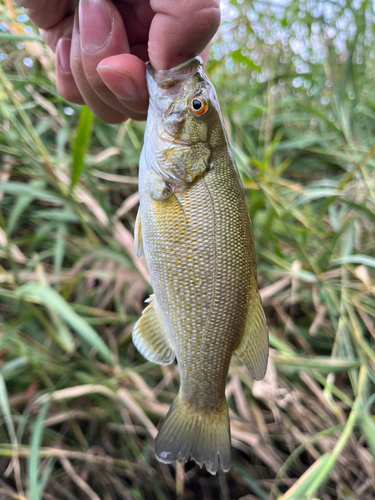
{"left": 154, "top": 393, "right": 231, "bottom": 475}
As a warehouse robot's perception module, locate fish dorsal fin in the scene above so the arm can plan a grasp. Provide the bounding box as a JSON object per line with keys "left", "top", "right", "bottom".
{"left": 134, "top": 208, "right": 143, "bottom": 258}
{"left": 132, "top": 295, "right": 175, "bottom": 365}
{"left": 235, "top": 291, "right": 269, "bottom": 380}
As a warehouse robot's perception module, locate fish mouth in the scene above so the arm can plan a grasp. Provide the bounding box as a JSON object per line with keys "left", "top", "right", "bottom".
{"left": 146, "top": 57, "right": 203, "bottom": 89}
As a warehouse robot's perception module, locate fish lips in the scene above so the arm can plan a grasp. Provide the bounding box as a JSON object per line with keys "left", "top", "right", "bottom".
{"left": 146, "top": 57, "right": 203, "bottom": 91}
{"left": 146, "top": 57, "right": 208, "bottom": 124}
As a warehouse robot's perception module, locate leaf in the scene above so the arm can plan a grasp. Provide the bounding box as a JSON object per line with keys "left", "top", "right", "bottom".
{"left": 28, "top": 403, "right": 49, "bottom": 500}
{"left": 0, "top": 374, "right": 24, "bottom": 494}
{"left": 0, "top": 33, "right": 43, "bottom": 42}
{"left": 360, "top": 414, "right": 375, "bottom": 460}
{"left": 281, "top": 453, "right": 331, "bottom": 500}
{"left": 35, "top": 208, "right": 79, "bottom": 223}
{"left": 276, "top": 133, "right": 339, "bottom": 151}
{"left": 17, "top": 283, "right": 114, "bottom": 364}
{"left": 0, "top": 182, "right": 61, "bottom": 202}
{"left": 342, "top": 198, "right": 375, "bottom": 222}
{"left": 0, "top": 357, "right": 29, "bottom": 381}
{"left": 7, "top": 191, "right": 34, "bottom": 236}
{"left": 54, "top": 223, "right": 66, "bottom": 277}
{"left": 332, "top": 255, "right": 375, "bottom": 268}
{"left": 273, "top": 355, "right": 360, "bottom": 373}
{"left": 290, "top": 188, "right": 341, "bottom": 209}
{"left": 0, "top": 374, "right": 17, "bottom": 454}
{"left": 70, "top": 106, "right": 94, "bottom": 190}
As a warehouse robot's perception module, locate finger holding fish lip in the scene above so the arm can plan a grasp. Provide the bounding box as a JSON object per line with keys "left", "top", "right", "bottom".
{"left": 18, "top": 0, "right": 219, "bottom": 122}
{"left": 57, "top": 0, "right": 145, "bottom": 122}
{"left": 76, "top": 0, "right": 217, "bottom": 121}
{"left": 148, "top": 0, "right": 221, "bottom": 71}
{"left": 72, "top": 0, "right": 139, "bottom": 122}
{"left": 97, "top": 54, "right": 149, "bottom": 117}
{"left": 69, "top": 7, "right": 127, "bottom": 123}
{"left": 71, "top": 0, "right": 151, "bottom": 120}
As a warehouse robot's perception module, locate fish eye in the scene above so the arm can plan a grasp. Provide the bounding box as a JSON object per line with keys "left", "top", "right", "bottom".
{"left": 190, "top": 96, "right": 209, "bottom": 116}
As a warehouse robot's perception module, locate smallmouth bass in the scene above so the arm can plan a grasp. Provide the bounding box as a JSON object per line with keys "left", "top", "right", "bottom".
{"left": 133, "top": 57, "right": 268, "bottom": 474}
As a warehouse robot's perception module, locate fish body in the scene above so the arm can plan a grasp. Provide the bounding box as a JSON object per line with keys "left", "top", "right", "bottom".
{"left": 133, "top": 58, "right": 268, "bottom": 474}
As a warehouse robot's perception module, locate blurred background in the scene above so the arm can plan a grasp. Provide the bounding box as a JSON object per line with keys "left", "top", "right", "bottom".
{"left": 0, "top": 0, "right": 375, "bottom": 499}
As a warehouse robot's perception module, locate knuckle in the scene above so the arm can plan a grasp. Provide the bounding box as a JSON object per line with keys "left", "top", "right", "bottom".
{"left": 57, "top": 84, "right": 84, "bottom": 105}
{"left": 84, "top": 72, "right": 108, "bottom": 95}
{"left": 70, "top": 56, "right": 85, "bottom": 79}
{"left": 72, "top": 58, "right": 105, "bottom": 94}
{"left": 39, "top": 29, "right": 58, "bottom": 51}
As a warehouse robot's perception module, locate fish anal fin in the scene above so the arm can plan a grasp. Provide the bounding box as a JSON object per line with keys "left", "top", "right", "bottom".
{"left": 236, "top": 291, "right": 269, "bottom": 380}
{"left": 134, "top": 208, "right": 143, "bottom": 258}
{"left": 155, "top": 394, "right": 231, "bottom": 475}
{"left": 132, "top": 295, "right": 175, "bottom": 365}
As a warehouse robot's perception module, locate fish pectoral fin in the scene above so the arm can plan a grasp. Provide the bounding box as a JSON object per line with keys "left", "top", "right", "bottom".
{"left": 132, "top": 295, "right": 175, "bottom": 365}
{"left": 157, "top": 143, "right": 210, "bottom": 184}
{"left": 235, "top": 291, "right": 269, "bottom": 380}
{"left": 150, "top": 178, "right": 171, "bottom": 201}
{"left": 133, "top": 208, "right": 143, "bottom": 258}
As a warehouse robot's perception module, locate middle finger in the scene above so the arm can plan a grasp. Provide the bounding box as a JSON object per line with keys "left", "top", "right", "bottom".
{"left": 70, "top": 8, "right": 129, "bottom": 123}
{"left": 76, "top": 0, "right": 148, "bottom": 121}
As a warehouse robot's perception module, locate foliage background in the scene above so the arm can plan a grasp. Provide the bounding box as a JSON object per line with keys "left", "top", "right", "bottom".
{"left": 1, "top": 0, "right": 375, "bottom": 499}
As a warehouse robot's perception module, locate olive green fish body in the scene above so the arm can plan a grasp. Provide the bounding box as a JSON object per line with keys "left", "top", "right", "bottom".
{"left": 133, "top": 58, "right": 268, "bottom": 474}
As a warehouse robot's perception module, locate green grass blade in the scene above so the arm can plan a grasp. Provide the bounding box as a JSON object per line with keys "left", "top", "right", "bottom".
{"left": 70, "top": 106, "right": 94, "bottom": 190}
{"left": 282, "top": 366, "right": 367, "bottom": 499}
{"left": 7, "top": 192, "right": 34, "bottom": 236}
{"left": 0, "top": 182, "right": 61, "bottom": 202}
{"left": 0, "top": 373, "right": 23, "bottom": 494}
{"left": 54, "top": 223, "right": 66, "bottom": 277}
{"left": 17, "top": 283, "right": 115, "bottom": 364}
{"left": 0, "top": 33, "right": 43, "bottom": 42}
{"left": 273, "top": 355, "right": 360, "bottom": 373}
{"left": 359, "top": 414, "right": 375, "bottom": 460}
{"left": 280, "top": 453, "right": 331, "bottom": 500}
{"left": 0, "top": 357, "right": 29, "bottom": 381}
{"left": 332, "top": 254, "right": 375, "bottom": 268}
{"left": 0, "top": 373, "right": 17, "bottom": 451}
{"left": 28, "top": 403, "right": 49, "bottom": 500}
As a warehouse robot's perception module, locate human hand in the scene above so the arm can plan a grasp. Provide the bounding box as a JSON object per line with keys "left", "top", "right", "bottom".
{"left": 16, "top": 0, "right": 221, "bottom": 123}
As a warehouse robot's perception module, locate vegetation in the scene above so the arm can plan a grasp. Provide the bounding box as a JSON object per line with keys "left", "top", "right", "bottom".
{"left": 1, "top": 1, "right": 375, "bottom": 499}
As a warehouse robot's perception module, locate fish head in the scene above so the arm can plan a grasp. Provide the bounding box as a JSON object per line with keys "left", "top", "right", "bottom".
{"left": 145, "top": 58, "right": 227, "bottom": 185}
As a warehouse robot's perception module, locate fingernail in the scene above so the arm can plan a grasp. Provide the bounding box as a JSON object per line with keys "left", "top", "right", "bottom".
{"left": 80, "top": 0, "right": 111, "bottom": 52}
{"left": 58, "top": 37, "right": 72, "bottom": 74}
{"left": 97, "top": 66, "right": 138, "bottom": 101}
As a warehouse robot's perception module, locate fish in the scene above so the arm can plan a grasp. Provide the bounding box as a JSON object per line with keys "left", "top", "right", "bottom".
{"left": 132, "top": 57, "right": 268, "bottom": 475}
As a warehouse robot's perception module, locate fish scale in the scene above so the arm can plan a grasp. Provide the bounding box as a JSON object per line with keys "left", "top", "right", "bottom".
{"left": 132, "top": 57, "right": 269, "bottom": 474}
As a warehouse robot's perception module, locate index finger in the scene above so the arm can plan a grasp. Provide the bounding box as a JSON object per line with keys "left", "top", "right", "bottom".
{"left": 148, "top": 0, "right": 221, "bottom": 71}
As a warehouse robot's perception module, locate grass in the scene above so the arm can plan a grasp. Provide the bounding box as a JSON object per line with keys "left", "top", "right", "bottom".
{"left": 1, "top": 1, "right": 375, "bottom": 499}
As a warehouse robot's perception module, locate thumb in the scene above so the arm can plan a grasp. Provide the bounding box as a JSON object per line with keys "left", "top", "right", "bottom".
{"left": 148, "top": 0, "right": 221, "bottom": 71}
